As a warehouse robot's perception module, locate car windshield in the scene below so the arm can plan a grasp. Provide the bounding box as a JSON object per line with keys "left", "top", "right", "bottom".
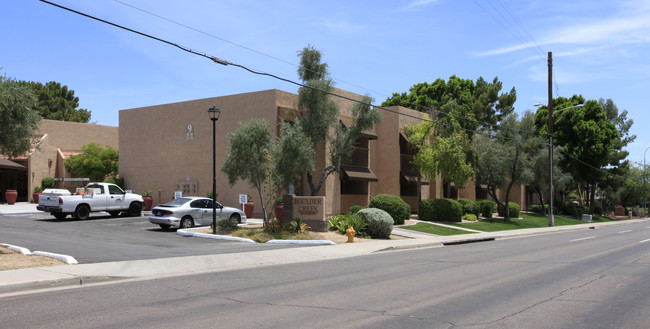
{"left": 160, "top": 198, "right": 192, "bottom": 207}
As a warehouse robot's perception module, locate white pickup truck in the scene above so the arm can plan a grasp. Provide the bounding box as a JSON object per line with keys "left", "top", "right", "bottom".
{"left": 37, "top": 182, "right": 145, "bottom": 220}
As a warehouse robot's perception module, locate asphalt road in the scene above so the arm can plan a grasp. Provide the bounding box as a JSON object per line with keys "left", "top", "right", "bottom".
{"left": 1, "top": 221, "right": 648, "bottom": 328}
{"left": 0, "top": 212, "right": 295, "bottom": 263}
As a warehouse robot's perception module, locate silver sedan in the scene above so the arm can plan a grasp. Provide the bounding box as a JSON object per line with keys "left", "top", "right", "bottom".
{"left": 149, "top": 196, "right": 246, "bottom": 230}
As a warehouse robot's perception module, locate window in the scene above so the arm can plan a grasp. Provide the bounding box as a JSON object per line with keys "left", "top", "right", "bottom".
{"left": 108, "top": 185, "right": 124, "bottom": 195}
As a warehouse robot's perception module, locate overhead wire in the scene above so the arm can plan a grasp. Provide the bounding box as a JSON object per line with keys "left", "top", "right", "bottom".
{"left": 113, "top": 0, "right": 538, "bottom": 137}
{"left": 38, "top": 0, "right": 638, "bottom": 182}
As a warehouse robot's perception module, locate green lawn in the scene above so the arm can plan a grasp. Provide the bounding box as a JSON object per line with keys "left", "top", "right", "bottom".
{"left": 400, "top": 222, "right": 478, "bottom": 236}
{"left": 447, "top": 213, "right": 621, "bottom": 232}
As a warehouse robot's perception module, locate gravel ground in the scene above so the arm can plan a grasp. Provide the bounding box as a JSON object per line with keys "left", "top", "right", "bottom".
{"left": 0, "top": 246, "right": 65, "bottom": 271}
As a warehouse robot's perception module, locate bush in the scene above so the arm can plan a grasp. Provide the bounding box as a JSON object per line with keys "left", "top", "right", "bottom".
{"left": 42, "top": 177, "right": 55, "bottom": 189}
{"left": 498, "top": 202, "right": 520, "bottom": 218}
{"left": 357, "top": 208, "right": 393, "bottom": 239}
{"left": 593, "top": 206, "right": 602, "bottom": 216}
{"left": 530, "top": 204, "right": 544, "bottom": 215}
{"left": 368, "top": 194, "right": 410, "bottom": 225}
{"left": 418, "top": 198, "right": 462, "bottom": 222}
{"left": 462, "top": 213, "right": 477, "bottom": 221}
{"left": 328, "top": 213, "right": 368, "bottom": 237}
{"left": 479, "top": 200, "right": 496, "bottom": 218}
{"left": 215, "top": 219, "right": 238, "bottom": 231}
{"left": 458, "top": 198, "right": 480, "bottom": 217}
{"left": 347, "top": 205, "right": 364, "bottom": 214}
{"left": 284, "top": 218, "right": 309, "bottom": 233}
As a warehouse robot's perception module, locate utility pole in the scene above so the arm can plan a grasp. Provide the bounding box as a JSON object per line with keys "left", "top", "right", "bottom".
{"left": 548, "top": 51, "right": 555, "bottom": 227}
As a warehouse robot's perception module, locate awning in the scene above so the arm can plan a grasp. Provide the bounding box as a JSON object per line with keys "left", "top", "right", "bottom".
{"left": 342, "top": 165, "right": 378, "bottom": 182}
{"left": 401, "top": 171, "right": 429, "bottom": 185}
{"left": 0, "top": 159, "right": 26, "bottom": 170}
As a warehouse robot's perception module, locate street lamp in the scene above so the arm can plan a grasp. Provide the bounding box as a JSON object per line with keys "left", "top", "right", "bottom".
{"left": 535, "top": 102, "right": 583, "bottom": 226}
{"left": 208, "top": 106, "right": 221, "bottom": 234}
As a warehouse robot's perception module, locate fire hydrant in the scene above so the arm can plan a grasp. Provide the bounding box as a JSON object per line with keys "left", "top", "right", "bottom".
{"left": 346, "top": 225, "right": 356, "bottom": 243}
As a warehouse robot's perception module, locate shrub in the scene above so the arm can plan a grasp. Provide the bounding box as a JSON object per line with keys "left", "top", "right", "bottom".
{"left": 530, "top": 204, "right": 544, "bottom": 215}
{"left": 593, "top": 206, "right": 602, "bottom": 216}
{"left": 479, "top": 200, "right": 497, "bottom": 218}
{"left": 418, "top": 198, "right": 462, "bottom": 222}
{"left": 215, "top": 219, "right": 238, "bottom": 231}
{"left": 284, "top": 218, "right": 309, "bottom": 233}
{"left": 368, "top": 194, "right": 410, "bottom": 225}
{"left": 498, "top": 202, "right": 520, "bottom": 218}
{"left": 142, "top": 189, "right": 153, "bottom": 196}
{"left": 34, "top": 186, "right": 44, "bottom": 193}
{"left": 458, "top": 198, "right": 480, "bottom": 217}
{"left": 42, "top": 177, "right": 55, "bottom": 189}
{"left": 462, "top": 213, "right": 477, "bottom": 221}
{"left": 357, "top": 208, "right": 393, "bottom": 239}
{"left": 347, "top": 205, "right": 364, "bottom": 214}
{"left": 328, "top": 213, "right": 368, "bottom": 237}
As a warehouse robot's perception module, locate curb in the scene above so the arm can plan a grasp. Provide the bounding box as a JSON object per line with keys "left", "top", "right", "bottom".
{"left": 1, "top": 243, "right": 78, "bottom": 265}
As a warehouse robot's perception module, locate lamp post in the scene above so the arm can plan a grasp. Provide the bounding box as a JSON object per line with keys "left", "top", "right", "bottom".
{"left": 643, "top": 147, "right": 650, "bottom": 217}
{"left": 208, "top": 106, "right": 221, "bottom": 234}
{"left": 535, "top": 103, "right": 583, "bottom": 226}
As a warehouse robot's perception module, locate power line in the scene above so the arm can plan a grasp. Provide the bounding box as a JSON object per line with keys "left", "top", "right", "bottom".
{"left": 40, "top": 0, "right": 633, "bottom": 183}
{"left": 112, "top": 0, "right": 531, "bottom": 136}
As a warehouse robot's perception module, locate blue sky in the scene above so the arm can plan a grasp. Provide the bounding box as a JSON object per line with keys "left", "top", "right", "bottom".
{"left": 3, "top": 0, "right": 650, "bottom": 166}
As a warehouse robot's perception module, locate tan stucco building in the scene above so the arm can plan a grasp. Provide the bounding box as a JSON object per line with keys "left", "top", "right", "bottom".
{"left": 119, "top": 88, "right": 529, "bottom": 218}
{"left": 0, "top": 120, "right": 118, "bottom": 203}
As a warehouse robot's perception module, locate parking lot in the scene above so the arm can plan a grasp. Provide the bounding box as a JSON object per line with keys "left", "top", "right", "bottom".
{"left": 0, "top": 212, "right": 295, "bottom": 264}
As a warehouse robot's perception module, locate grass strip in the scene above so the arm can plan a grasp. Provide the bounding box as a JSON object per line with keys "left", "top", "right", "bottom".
{"left": 401, "top": 222, "right": 478, "bottom": 236}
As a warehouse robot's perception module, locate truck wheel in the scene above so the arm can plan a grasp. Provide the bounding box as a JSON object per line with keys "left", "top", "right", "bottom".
{"left": 128, "top": 202, "right": 142, "bottom": 217}
{"left": 179, "top": 216, "right": 193, "bottom": 229}
{"left": 75, "top": 205, "right": 90, "bottom": 220}
{"left": 53, "top": 213, "right": 67, "bottom": 220}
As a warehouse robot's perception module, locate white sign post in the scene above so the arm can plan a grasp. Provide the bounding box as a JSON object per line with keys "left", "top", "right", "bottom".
{"left": 239, "top": 194, "right": 248, "bottom": 211}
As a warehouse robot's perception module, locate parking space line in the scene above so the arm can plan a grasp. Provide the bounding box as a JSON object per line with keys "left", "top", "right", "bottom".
{"left": 618, "top": 230, "right": 633, "bottom": 234}
{"left": 570, "top": 236, "right": 596, "bottom": 242}
{"left": 640, "top": 239, "right": 650, "bottom": 243}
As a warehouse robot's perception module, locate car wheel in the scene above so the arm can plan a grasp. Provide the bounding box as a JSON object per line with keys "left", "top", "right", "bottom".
{"left": 74, "top": 205, "right": 90, "bottom": 220}
{"left": 128, "top": 202, "right": 142, "bottom": 217}
{"left": 159, "top": 224, "right": 171, "bottom": 230}
{"left": 179, "top": 216, "right": 194, "bottom": 229}
{"left": 229, "top": 213, "right": 241, "bottom": 224}
{"left": 109, "top": 211, "right": 121, "bottom": 217}
{"left": 53, "top": 213, "right": 67, "bottom": 220}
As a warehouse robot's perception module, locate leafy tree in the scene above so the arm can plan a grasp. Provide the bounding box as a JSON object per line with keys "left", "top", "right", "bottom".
{"left": 527, "top": 144, "right": 572, "bottom": 215}
{"left": 295, "top": 45, "right": 381, "bottom": 195}
{"left": 19, "top": 81, "right": 91, "bottom": 123}
{"left": 221, "top": 119, "right": 275, "bottom": 223}
{"left": 64, "top": 142, "right": 118, "bottom": 181}
{"left": 0, "top": 76, "right": 42, "bottom": 158}
{"left": 382, "top": 75, "right": 516, "bottom": 132}
{"left": 474, "top": 111, "right": 535, "bottom": 221}
{"left": 404, "top": 99, "right": 474, "bottom": 202}
{"left": 272, "top": 122, "right": 314, "bottom": 192}
{"left": 534, "top": 96, "right": 619, "bottom": 206}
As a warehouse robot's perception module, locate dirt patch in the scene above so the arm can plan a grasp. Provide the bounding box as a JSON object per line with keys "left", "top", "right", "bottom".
{"left": 0, "top": 246, "right": 66, "bottom": 271}
{"left": 193, "top": 225, "right": 404, "bottom": 244}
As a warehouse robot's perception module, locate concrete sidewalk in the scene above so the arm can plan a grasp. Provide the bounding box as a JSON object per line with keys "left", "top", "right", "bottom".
{"left": 1, "top": 202, "right": 647, "bottom": 296}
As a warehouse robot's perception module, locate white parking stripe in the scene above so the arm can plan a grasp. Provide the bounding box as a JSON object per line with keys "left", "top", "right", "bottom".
{"left": 618, "top": 230, "right": 633, "bottom": 234}
{"left": 570, "top": 236, "right": 596, "bottom": 242}
{"left": 640, "top": 239, "right": 650, "bottom": 243}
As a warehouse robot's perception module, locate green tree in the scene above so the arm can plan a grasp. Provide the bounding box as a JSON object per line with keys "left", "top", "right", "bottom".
{"left": 272, "top": 122, "right": 314, "bottom": 192}
{"left": 0, "top": 76, "right": 42, "bottom": 158}
{"left": 64, "top": 143, "right": 118, "bottom": 181}
{"left": 296, "top": 45, "right": 381, "bottom": 195}
{"left": 404, "top": 99, "right": 474, "bottom": 202}
{"left": 382, "top": 75, "right": 516, "bottom": 132}
{"left": 534, "top": 96, "right": 619, "bottom": 206}
{"left": 527, "top": 144, "right": 572, "bottom": 215}
{"left": 474, "top": 111, "right": 535, "bottom": 221}
{"left": 221, "top": 119, "right": 274, "bottom": 223}
{"left": 19, "top": 81, "right": 91, "bottom": 123}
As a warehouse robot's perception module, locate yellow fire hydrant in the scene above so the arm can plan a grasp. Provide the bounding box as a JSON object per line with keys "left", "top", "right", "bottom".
{"left": 346, "top": 225, "right": 356, "bottom": 243}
